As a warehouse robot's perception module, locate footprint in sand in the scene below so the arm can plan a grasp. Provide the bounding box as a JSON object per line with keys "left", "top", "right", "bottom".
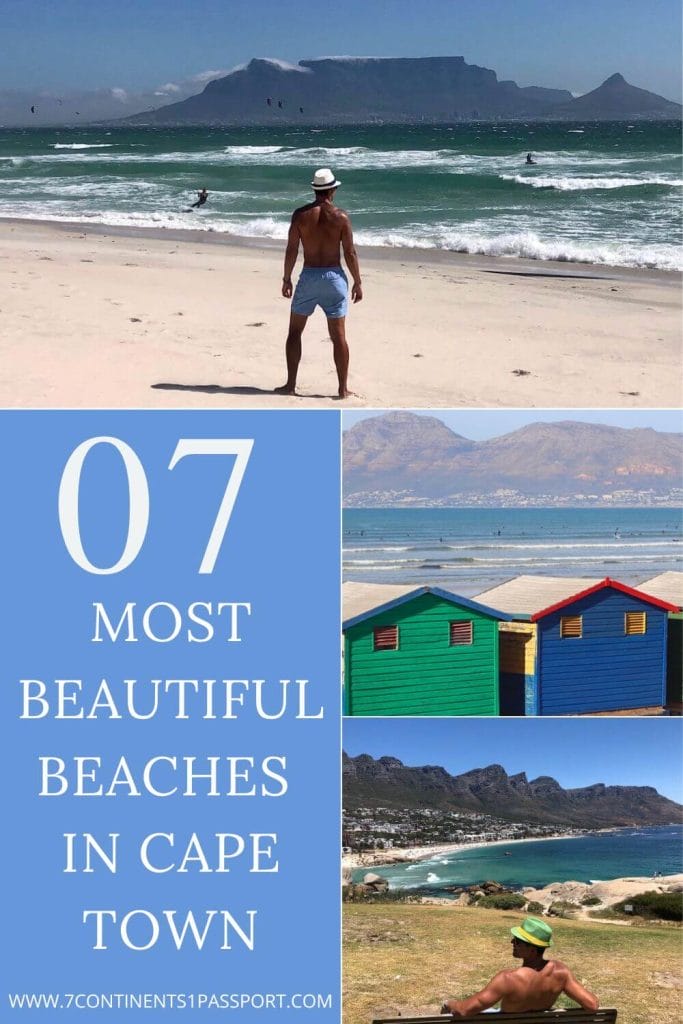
{"left": 129, "top": 317, "right": 142, "bottom": 323}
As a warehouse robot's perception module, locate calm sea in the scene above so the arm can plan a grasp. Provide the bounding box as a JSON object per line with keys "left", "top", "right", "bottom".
{"left": 343, "top": 507, "right": 682, "bottom": 596}
{"left": 0, "top": 121, "right": 680, "bottom": 270}
{"left": 353, "top": 825, "right": 683, "bottom": 891}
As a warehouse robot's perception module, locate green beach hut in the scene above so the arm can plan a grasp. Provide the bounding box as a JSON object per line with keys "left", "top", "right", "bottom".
{"left": 342, "top": 583, "right": 511, "bottom": 716}
{"left": 639, "top": 571, "right": 683, "bottom": 715}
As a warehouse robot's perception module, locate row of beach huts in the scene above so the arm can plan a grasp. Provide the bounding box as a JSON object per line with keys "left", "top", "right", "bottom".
{"left": 342, "top": 571, "right": 682, "bottom": 717}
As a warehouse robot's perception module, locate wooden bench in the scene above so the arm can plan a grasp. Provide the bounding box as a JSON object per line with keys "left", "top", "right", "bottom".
{"left": 372, "top": 1010, "right": 617, "bottom": 1024}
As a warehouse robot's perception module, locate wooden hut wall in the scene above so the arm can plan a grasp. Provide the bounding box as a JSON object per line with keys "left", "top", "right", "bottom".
{"left": 498, "top": 622, "right": 537, "bottom": 716}
{"left": 536, "top": 589, "right": 667, "bottom": 715}
{"left": 344, "top": 592, "right": 500, "bottom": 716}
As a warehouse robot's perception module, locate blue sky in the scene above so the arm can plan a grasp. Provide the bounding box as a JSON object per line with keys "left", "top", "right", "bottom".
{"left": 343, "top": 717, "right": 683, "bottom": 803}
{"left": 342, "top": 409, "right": 683, "bottom": 441}
{"left": 2, "top": 0, "right": 681, "bottom": 100}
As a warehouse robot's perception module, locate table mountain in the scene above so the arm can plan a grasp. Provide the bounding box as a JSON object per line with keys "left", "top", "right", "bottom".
{"left": 343, "top": 753, "right": 683, "bottom": 827}
{"left": 127, "top": 55, "right": 573, "bottom": 124}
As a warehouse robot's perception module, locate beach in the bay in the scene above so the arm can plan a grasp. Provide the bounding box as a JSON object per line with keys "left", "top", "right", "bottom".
{"left": 1, "top": 217, "right": 680, "bottom": 408}
{"left": 342, "top": 832, "right": 588, "bottom": 870}
{"left": 344, "top": 830, "right": 683, "bottom": 917}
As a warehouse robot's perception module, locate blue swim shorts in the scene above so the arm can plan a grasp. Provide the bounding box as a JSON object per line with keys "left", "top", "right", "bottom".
{"left": 291, "top": 266, "right": 348, "bottom": 319}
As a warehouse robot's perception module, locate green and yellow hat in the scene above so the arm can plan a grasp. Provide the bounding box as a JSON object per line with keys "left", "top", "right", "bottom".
{"left": 510, "top": 917, "right": 553, "bottom": 948}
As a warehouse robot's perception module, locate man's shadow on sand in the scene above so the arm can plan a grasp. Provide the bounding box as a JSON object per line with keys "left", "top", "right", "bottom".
{"left": 152, "top": 383, "right": 332, "bottom": 400}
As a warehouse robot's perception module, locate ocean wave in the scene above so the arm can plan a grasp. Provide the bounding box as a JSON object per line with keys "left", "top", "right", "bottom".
{"left": 343, "top": 552, "right": 681, "bottom": 571}
{"left": 343, "top": 546, "right": 411, "bottom": 553}
{"left": 51, "top": 143, "right": 114, "bottom": 150}
{"left": 0, "top": 202, "right": 679, "bottom": 271}
{"left": 442, "top": 541, "right": 679, "bottom": 551}
{"left": 223, "top": 145, "right": 284, "bottom": 155}
{"left": 501, "top": 173, "right": 682, "bottom": 191}
{"left": 350, "top": 225, "right": 683, "bottom": 271}
{"left": 0, "top": 205, "right": 291, "bottom": 238}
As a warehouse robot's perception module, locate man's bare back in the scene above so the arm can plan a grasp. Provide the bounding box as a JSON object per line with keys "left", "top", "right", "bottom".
{"left": 441, "top": 921, "right": 598, "bottom": 1017}
{"left": 293, "top": 200, "right": 350, "bottom": 267}
{"left": 488, "top": 960, "right": 592, "bottom": 1012}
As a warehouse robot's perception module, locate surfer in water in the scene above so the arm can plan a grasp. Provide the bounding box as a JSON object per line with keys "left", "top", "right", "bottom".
{"left": 525, "top": 152, "right": 537, "bottom": 165}
{"left": 190, "top": 188, "right": 209, "bottom": 210}
{"left": 441, "top": 917, "right": 599, "bottom": 1016}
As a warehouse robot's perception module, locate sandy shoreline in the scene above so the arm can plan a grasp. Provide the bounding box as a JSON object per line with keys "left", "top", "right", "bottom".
{"left": 1, "top": 217, "right": 680, "bottom": 408}
{"left": 342, "top": 831, "right": 589, "bottom": 870}
{"left": 343, "top": 834, "right": 683, "bottom": 917}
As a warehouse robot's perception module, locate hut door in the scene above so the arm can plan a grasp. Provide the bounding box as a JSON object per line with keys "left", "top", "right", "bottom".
{"left": 500, "top": 629, "right": 534, "bottom": 715}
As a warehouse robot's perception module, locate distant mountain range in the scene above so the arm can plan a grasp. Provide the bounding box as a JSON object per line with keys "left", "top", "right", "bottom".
{"left": 126, "top": 58, "right": 681, "bottom": 125}
{"left": 343, "top": 413, "right": 682, "bottom": 503}
{"left": 343, "top": 753, "right": 683, "bottom": 828}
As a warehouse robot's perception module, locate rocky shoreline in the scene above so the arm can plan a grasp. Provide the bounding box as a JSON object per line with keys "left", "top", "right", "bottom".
{"left": 343, "top": 867, "right": 683, "bottom": 919}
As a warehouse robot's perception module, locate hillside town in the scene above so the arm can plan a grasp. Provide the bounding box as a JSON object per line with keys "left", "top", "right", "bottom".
{"left": 344, "top": 487, "right": 683, "bottom": 509}
{"left": 342, "top": 805, "right": 584, "bottom": 852}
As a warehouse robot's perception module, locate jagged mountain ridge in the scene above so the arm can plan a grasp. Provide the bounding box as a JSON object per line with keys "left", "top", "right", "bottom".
{"left": 343, "top": 412, "right": 682, "bottom": 500}
{"left": 127, "top": 59, "right": 680, "bottom": 124}
{"left": 343, "top": 753, "right": 683, "bottom": 827}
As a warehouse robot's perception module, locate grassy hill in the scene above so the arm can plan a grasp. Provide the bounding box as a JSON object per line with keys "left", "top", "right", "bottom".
{"left": 343, "top": 904, "right": 681, "bottom": 1024}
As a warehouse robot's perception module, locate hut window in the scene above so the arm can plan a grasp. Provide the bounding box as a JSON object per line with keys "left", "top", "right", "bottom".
{"left": 560, "top": 615, "right": 582, "bottom": 639}
{"left": 625, "top": 611, "right": 647, "bottom": 635}
{"left": 373, "top": 625, "right": 398, "bottom": 651}
{"left": 449, "top": 620, "right": 473, "bottom": 645}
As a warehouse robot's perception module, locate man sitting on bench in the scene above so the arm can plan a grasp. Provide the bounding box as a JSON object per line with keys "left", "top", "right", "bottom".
{"left": 441, "top": 917, "right": 599, "bottom": 1017}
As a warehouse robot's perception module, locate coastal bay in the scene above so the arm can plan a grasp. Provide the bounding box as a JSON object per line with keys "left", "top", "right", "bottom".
{"left": 345, "top": 826, "right": 683, "bottom": 896}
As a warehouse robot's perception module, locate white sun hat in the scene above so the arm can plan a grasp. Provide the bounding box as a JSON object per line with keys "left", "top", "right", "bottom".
{"left": 311, "top": 167, "right": 341, "bottom": 190}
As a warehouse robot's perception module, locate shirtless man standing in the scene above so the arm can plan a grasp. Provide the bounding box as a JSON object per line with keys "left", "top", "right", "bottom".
{"left": 441, "top": 917, "right": 599, "bottom": 1017}
{"left": 276, "top": 168, "right": 362, "bottom": 399}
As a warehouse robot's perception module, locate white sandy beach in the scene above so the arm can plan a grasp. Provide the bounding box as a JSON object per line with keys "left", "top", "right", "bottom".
{"left": 1, "top": 218, "right": 680, "bottom": 408}
{"left": 343, "top": 836, "right": 683, "bottom": 918}
{"left": 342, "top": 832, "right": 587, "bottom": 870}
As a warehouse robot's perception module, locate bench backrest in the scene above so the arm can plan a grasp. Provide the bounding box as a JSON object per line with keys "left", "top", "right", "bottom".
{"left": 372, "top": 1010, "right": 617, "bottom": 1024}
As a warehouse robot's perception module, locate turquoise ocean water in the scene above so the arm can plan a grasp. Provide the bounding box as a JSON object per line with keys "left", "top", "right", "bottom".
{"left": 352, "top": 826, "right": 683, "bottom": 891}
{"left": 343, "top": 507, "right": 682, "bottom": 596}
{"left": 0, "top": 121, "right": 680, "bottom": 269}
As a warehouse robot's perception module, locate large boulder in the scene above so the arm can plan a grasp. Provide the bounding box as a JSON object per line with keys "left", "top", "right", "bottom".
{"left": 363, "top": 872, "right": 389, "bottom": 892}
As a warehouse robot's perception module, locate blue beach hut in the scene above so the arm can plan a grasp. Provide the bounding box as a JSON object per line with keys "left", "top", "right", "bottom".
{"left": 639, "top": 572, "right": 683, "bottom": 714}
{"left": 475, "top": 576, "right": 677, "bottom": 716}
{"left": 342, "top": 583, "right": 511, "bottom": 716}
